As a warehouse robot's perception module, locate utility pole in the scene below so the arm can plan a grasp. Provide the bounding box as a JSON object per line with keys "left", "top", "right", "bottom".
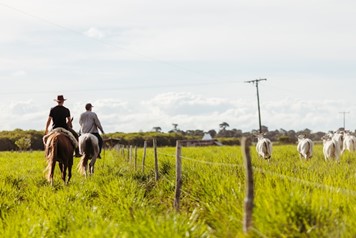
{"left": 339, "top": 111, "right": 350, "bottom": 129}
{"left": 245, "top": 78, "right": 267, "bottom": 133}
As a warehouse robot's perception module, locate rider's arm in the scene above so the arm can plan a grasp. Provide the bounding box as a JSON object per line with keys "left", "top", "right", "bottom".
{"left": 45, "top": 117, "right": 52, "bottom": 134}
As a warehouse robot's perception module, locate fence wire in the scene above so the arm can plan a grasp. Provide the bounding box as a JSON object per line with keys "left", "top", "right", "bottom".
{"left": 155, "top": 150, "right": 356, "bottom": 197}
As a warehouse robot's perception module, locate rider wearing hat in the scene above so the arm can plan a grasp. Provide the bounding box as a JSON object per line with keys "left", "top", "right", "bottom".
{"left": 45, "top": 95, "right": 81, "bottom": 157}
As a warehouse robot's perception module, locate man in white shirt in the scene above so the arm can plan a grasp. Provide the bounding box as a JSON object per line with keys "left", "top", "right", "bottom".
{"left": 79, "top": 103, "right": 105, "bottom": 158}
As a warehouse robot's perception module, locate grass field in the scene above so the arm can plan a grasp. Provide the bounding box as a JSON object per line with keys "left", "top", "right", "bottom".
{"left": 0, "top": 144, "right": 355, "bottom": 237}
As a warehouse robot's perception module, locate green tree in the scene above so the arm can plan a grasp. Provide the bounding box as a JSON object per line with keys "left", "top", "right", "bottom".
{"left": 172, "top": 123, "right": 178, "bottom": 132}
{"left": 219, "top": 122, "right": 230, "bottom": 131}
{"left": 208, "top": 129, "right": 217, "bottom": 138}
{"left": 15, "top": 137, "right": 31, "bottom": 151}
{"left": 152, "top": 127, "right": 162, "bottom": 132}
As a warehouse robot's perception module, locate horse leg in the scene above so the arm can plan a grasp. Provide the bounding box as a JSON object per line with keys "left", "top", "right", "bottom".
{"left": 58, "top": 162, "right": 63, "bottom": 173}
{"left": 67, "top": 164, "right": 72, "bottom": 184}
{"left": 84, "top": 155, "right": 89, "bottom": 177}
{"left": 67, "top": 155, "right": 73, "bottom": 183}
{"left": 89, "top": 158, "right": 95, "bottom": 175}
{"left": 61, "top": 164, "right": 67, "bottom": 184}
{"left": 49, "top": 160, "right": 56, "bottom": 186}
{"left": 90, "top": 163, "right": 94, "bottom": 175}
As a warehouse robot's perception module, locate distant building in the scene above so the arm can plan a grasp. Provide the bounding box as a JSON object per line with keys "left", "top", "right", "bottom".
{"left": 179, "top": 132, "right": 222, "bottom": 146}
{"left": 202, "top": 132, "right": 213, "bottom": 140}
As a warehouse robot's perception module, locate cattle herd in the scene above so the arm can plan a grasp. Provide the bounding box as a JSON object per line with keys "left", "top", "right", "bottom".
{"left": 255, "top": 130, "right": 356, "bottom": 161}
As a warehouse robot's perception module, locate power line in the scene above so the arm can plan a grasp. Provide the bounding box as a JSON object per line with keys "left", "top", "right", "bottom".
{"left": 0, "top": 79, "right": 240, "bottom": 96}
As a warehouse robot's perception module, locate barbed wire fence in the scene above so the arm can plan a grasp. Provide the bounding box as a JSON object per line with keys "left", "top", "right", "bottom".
{"left": 110, "top": 138, "right": 356, "bottom": 236}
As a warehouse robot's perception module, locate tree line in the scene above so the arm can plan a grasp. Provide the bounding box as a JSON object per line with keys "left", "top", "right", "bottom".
{"left": 0, "top": 124, "right": 336, "bottom": 151}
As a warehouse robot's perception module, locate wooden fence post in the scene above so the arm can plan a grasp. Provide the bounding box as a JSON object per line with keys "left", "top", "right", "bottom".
{"left": 127, "top": 146, "right": 130, "bottom": 162}
{"left": 174, "top": 140, "right": 182, "bottom": 212}
{"left": 116, "top": 144, "right": 120, "bottom": 154}
{"left": 134, "top": 146, "right": 137, "bottom": 171}
{"left": 129, "top": 145, "right": 132, "bottom": 162}
{"left": 241, "top": 137, "right": 254, "bottom": 234}
{"left": 142, "top": 141, "right": 147, "bottom": 173}
{"left": 153, "top": 138, "right": 159, "bottom": 181}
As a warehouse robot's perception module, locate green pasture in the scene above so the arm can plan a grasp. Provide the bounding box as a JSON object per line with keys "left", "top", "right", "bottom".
{"left": 0, "top": 144, "right": 355, "bottom": 237}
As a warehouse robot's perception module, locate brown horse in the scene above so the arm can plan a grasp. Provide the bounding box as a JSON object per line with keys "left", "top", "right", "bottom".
{"left": 43, "top": 128, "right": 77, "bottom": 185}
{"left": 77, "top": 133, "right": 99, "bottom": 177}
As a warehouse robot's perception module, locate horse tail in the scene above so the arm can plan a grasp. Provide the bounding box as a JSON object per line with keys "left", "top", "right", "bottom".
{"left": 77, "top": 136, "right": 93, "bottom": 176}
{"left": 77, "top": 155, "right": 88, "bottom": 176}
{"left": 86, "top": 137, "right": 95, "bottom": 157}
{"left": 45, "top": 134, "right": 58, "bottom": 183}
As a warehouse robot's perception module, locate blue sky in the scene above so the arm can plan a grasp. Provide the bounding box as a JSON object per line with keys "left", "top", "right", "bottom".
{"left": 1, "top": 0, "right": 356, "bottom": 133}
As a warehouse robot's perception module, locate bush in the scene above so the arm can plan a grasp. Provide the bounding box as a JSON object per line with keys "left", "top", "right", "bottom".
{"left": 15, "top": 137, "right": 31, "bottom": 151}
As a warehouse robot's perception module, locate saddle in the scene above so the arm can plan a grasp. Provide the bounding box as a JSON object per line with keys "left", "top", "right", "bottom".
{"left": 43, "top": 128, "right": 78, "bottom": 148}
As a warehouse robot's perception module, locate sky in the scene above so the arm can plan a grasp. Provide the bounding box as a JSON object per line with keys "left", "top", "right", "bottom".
{"left": 1, "top": 0, "right": 356, "bottom": 134}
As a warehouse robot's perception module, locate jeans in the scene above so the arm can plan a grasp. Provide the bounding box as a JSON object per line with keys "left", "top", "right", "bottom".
{"left": 91, "top": 133, "right": 103, "bottom": 154}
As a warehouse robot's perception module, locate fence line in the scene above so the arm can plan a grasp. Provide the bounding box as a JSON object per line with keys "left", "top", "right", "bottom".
{"left": 242, "top": 137, "right": 254, "bottom": 234}
{"left": 162, "top": 176, "right": 267, "bottom": 237}
{"left": 157, "top": 151, "right": 244, "bottom": 167}
{"left": 153, "top": 139, "right": 159, "bottom": 181}
{"left": 153, "top": 149, "right": 356, "bottom": 197}
{"left": 253, "top": 167, "right": 356, "bottom": 197}
{"left": 182, "top": 156, "right": 242, "bottom": 167}
{"left": 113, "top": 140, "right": 356, "bottom": 236}
{"left": 174, "top": 140, "right": 182, "bottom": 211}
{"left": 142, "top": 141, "right": 147, "bottom": 173}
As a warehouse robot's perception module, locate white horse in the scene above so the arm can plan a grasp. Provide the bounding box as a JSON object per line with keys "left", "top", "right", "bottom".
{"left": 77, "top": 133, "right": 99, "bottom": 177}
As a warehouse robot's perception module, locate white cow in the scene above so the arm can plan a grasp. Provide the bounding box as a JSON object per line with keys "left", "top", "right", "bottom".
{"left": 256, "top": 134, "right": 272, "bottom": 161}
{"left": 322, "top": 134, "right": 341, "bottom": 161}
{"left": 342, "top": 131, "right": 356, "bottom": 154}
{"left": 297, "top": 135, "right": 313, "bottom": 160}
{"left": 329, "top": 131, "right": 344, "bottom": 152}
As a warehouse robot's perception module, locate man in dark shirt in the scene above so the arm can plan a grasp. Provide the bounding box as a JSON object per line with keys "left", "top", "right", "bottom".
{"left": 45, "top": 95, "right": 81, "bottom": 157}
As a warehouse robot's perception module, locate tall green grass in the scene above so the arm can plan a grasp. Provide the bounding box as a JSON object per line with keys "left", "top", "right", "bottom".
{"left": 0, "top": 145, "right": 355, "bottom": 237}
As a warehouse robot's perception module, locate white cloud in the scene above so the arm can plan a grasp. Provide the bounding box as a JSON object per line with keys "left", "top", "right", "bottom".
{"left": 84, "top": 27, "right": 105, "bottom": 39}
{"left": 1, "top": 1, "right": 356, "bottom": 134}
{"left": 0, "top": 100, "right": 47, "bottom": 130}
{"left": 12, "top": 70, "right": 27, "bottom": 77}
{"left": 0, "top": 91, "right": 355, "bottom": 133}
